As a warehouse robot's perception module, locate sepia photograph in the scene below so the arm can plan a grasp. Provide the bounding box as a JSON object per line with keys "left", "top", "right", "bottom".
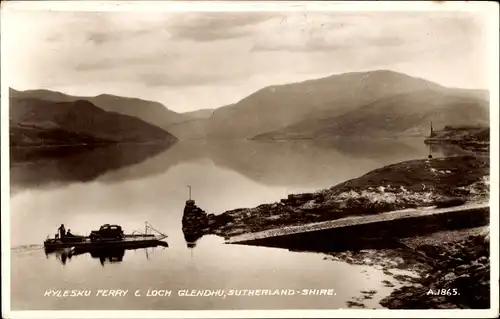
{"left": 1, "top": 1, "right": 498, "bottom": 318}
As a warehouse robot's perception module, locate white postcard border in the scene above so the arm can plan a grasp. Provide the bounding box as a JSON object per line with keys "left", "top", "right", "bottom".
{"left": 1, "top": 1, "right": 498, "bottom": 318}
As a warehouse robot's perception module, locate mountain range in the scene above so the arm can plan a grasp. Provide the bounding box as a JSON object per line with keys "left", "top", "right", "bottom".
{"left": 9, "top": 88, "right": 198, "bottom": 129}
{"left": 254, "top": 86, "right": 489, "bottom": 140}
{"left": 9, "top": 70, "right": 490, "bottom": 145}
{"left": 167, "top": 70, "right": 489, "bottom": 139}
{"left": 9, "top": 90, "right": 178, "bottom": 146}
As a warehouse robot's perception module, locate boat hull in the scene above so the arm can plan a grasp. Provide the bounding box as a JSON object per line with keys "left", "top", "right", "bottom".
{"left": 44, "top": 235, "right": 168, "bottom": 253}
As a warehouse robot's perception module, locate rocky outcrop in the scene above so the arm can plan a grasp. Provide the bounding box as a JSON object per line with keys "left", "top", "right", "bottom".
{"left": 181, "top": 200, "right": 235, "bottom": 241}
{"left": 182, "top": 200, "right": 209, "bottom": 242}
{"left": 380, "top": 231, "right": 490, "bottom": 309}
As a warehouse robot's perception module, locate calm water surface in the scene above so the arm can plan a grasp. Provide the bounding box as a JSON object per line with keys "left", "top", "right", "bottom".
{"left": 10, "top": 139, "right": 465, "bottom": 310}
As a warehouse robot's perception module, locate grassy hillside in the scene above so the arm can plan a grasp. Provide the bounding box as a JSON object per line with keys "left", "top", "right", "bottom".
{"left": 9, "top": 97, "right": 178, "bottom": 146}
{"left": 169, "top": 70, "right": 488, "bottom": 140}
{"left": 170, "top": 70, "right": 445, "bottom": 139}
{"left": 254, "top": 88, "right": 489, "bottom": 139}
{"left": 10, "top": 88, "right": 187, "bottom": 130}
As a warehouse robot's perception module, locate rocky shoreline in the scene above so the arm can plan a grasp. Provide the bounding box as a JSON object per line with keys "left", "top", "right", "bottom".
{"left": 182, "top": 155, "right": 489, "bottom": 240}
{"left": 318, "top": 226, "right": 490, "bottom": 309}
{"left": 380, "top": 229, "right": 490, "bottom": 309}
{"left": 425, "top": 126, "right": 489, "bottom": 153}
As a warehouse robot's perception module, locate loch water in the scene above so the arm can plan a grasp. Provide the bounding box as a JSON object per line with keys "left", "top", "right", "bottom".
{"left": 9, "top": 139, "right": 468, "bottom": 310}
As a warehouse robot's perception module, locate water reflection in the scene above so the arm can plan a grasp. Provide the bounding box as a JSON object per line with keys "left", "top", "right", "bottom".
{"left": 10, "top": 139, "right": 470, "bottom": 196}
{"left": 10, "top": 142, "right": 176, "bottom": 194}
{"left": 232, "top": 237, "right": 407, "bottom": 255}
{"left": 89, "top": 248, "right": 125, "bottom": 266}
{"left": 95, "top": 138, "right": 474, "bottom": 189}
{"left": 183, "top": 232, "right": 202, "bottom": 249}
{"left": 45, "top": 247, "right": 143, "bottom": 266}
{"left": 46, "top": 248, "right": 73, "bottom": 265}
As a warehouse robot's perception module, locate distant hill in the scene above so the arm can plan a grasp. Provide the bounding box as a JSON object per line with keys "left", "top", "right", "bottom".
{"left": 164, "top": 109, "right": 215, "bottom": 139}
{"left": 9, "top": 88, "right": 187, "bottom": 130}
{"left": 182, "top": 108, "right": 214, "bottom": 120}
{"left": 170, "top": 70, "right": 460, "bottom": 139}
{"left": 9, "top": 96, "right": 178, "bottom": 146}
{"left": 166, "top": 118, "right": 211, "bottom": 140}
{"left": 168, "top": 70, "right": 489, "bottom": 140}
{"left": 254, "top": 87, "right": 489, "bottom": 140}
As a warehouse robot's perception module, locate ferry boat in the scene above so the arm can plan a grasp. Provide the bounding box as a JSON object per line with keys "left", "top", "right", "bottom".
{"left": 44, "top": 222, "right": 168, "bottom": 253}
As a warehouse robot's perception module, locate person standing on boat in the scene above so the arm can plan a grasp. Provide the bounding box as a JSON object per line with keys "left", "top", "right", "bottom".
{"left": 58, "top": 224, "right": 66, "bottom": 239}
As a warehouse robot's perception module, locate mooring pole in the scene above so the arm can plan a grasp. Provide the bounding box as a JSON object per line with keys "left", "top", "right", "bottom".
{"left": 187, "top": 185, "right": 192, "bottom": 200}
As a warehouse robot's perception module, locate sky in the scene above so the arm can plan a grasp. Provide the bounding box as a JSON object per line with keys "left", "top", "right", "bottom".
{"left": 2, "top": 3, "right": 492, "bottom": 113}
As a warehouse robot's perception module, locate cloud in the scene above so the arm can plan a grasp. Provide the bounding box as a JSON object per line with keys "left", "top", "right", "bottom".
{"left": 251, "top": 34, "right": 406, "bottom": 52}
{"left": 250, "top": 12, "right": 482, "bottom": 53}
{"left": 166, "top": 12, "right": 279, "bottom": 42}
